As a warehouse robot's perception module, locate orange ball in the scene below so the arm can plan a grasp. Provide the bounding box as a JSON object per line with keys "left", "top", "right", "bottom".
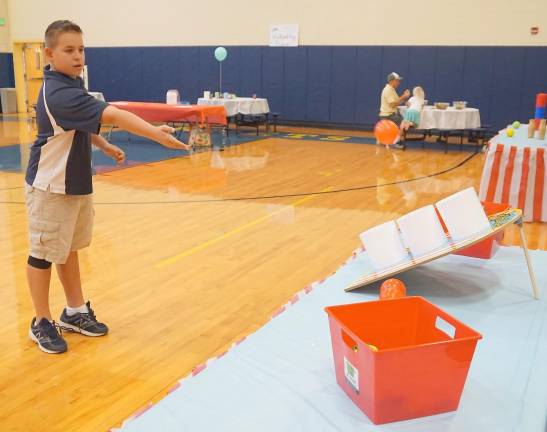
{"left": 379, "top": 278, "right": 406, "bottom": 300}
{"left": 374, "top": 120, "right": 399, "bottom": 145}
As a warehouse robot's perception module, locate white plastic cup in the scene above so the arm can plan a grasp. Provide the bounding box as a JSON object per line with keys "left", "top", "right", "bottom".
{"left": 397, "top": 205, "right": 448, "bottom": 258}
{"left": 166, "top": 89, "right": 180, "bottom": 105}
{"left": 436, "top": 187, "right": 492, "bottom": 242}
{"left": 203, "top": 91, "right": 210, "bottom": 100}
{"left": 359, "top": 221, "right": 409, "bottom": 271}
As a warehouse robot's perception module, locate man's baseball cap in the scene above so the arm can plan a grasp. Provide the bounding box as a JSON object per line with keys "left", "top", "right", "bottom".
{"left": 387, "top": 72, "right": 403, "bottom": 81}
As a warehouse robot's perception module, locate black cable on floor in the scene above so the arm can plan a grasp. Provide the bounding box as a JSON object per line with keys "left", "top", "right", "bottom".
{"left": 0, "top": 152, "right": 478, "bottom": 205}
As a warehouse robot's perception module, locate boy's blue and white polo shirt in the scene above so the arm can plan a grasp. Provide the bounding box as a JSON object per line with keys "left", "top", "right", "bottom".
{"left": 25, "top": 65, "right": 109, "bottom": 195}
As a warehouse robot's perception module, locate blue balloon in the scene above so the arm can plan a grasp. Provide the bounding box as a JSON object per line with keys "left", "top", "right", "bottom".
{"left": 214, "top": 47, "right": 227, "bottom": 62}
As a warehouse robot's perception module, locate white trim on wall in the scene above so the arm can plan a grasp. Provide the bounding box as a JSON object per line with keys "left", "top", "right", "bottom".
{"left": 6, "top": 0, "right": 547, "bottom": 47}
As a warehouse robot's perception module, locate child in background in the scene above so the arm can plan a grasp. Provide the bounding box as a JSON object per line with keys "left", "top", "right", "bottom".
{"left": 393, "top": 86, "right": 426, "bottom": 146}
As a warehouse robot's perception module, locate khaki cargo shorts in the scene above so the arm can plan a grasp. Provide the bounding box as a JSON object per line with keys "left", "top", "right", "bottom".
{"left": 25, "top": 185, "right": 94, "bottom": 264}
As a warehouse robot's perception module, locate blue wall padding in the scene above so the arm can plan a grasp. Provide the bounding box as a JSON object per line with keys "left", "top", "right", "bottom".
{"left": 84, "top": 46, "right": 547, "bottom": 130}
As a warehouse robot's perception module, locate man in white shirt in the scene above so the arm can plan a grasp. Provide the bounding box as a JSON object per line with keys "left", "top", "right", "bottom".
{"left": 379, "top": 72, "right": 410, "bottom": 149}
{"left": 379, "top": 72, "right": 410, "bottom": 123}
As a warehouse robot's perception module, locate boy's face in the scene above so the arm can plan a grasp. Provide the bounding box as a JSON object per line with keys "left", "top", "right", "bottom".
{"left": 45, "top": 31, "right": 85, "bottom": 78}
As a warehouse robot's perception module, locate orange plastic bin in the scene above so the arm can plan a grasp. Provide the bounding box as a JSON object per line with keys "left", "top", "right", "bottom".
{"left": 325, "top": 296, "right": 482, "bottom": 424}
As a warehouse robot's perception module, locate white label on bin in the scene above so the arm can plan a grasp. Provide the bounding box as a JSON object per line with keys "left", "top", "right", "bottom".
{"left": 435, "top": 316, "right": 456, "bottom": 339}
{"left": 343, "top": 356, "right": 359, "bottom": 394}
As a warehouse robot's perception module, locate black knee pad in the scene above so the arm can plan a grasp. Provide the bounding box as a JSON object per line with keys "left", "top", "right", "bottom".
{"left": 28, "top": 256, "right": 52, "bottom": 269}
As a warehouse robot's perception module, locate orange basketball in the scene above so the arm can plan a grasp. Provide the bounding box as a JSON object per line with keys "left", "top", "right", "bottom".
{"left": 374, "top": 120, "right": 399, "bottom": 145}
{"left": 379, "top": 278, "right": 406, "bottom": 300}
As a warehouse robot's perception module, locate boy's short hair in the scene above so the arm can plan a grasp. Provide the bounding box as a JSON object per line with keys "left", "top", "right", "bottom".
{"left": 45, "top": 20, "right": 83, "bottom": 48}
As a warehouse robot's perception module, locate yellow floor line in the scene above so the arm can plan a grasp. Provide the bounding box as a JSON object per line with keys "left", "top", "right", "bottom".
{"left": 155, "top": 187, "right": 332, "bottom": 268}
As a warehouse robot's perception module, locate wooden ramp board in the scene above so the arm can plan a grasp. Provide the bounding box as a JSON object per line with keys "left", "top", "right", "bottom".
{"left": 345, "top": 209, "right": 523, "bottom": 292}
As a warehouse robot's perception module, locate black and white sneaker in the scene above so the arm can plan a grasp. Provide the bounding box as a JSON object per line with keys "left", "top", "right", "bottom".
{"left": 59, "top": 301, "right": 109, "bottom": 337}
{"left": 29, "top": 318, "right": 68, "bottom": 354}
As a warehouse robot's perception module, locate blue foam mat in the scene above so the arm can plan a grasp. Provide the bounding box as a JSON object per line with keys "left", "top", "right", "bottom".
{"left": 119, "top": 246, "right": 547, "bottom": 432}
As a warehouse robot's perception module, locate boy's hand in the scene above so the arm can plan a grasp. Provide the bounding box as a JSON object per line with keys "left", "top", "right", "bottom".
{"left": 101, "top": 107, "right": 191, "bottom": 152}
{"left": 102, "top": 143, "right": 126, "bottom": 165}
{"left": 156, "top": 125, "right": 191, "bottom": 150}
{"left": 402, "top": 89, "right": 411, "bottom": 98}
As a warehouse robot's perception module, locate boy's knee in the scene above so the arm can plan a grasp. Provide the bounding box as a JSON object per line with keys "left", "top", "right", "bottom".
{"left": 28, "top": 256, "right": 52, "bottom": 269}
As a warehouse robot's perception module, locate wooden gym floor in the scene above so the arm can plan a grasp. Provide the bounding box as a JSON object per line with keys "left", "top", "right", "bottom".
{"left": 0, "top": 116, "right": 545, "bottom": 431}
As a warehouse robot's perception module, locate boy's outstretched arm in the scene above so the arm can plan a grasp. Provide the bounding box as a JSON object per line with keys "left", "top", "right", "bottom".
{"left": 101, "top": 105, "right": 190, "bottom": 150}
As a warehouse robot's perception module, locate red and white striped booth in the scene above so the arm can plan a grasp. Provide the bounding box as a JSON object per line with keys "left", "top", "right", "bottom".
{"left": 479, "top": 124, "right": 545, "bottom": 222}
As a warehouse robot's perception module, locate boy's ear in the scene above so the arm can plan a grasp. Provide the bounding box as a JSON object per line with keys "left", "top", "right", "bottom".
{"left": 44, "top": 47, "right": 53, "bottom": 61}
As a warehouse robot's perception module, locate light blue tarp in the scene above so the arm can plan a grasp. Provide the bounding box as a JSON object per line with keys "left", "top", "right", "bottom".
{"left": 120, "top": 246, "right": 547, "bottom": 432}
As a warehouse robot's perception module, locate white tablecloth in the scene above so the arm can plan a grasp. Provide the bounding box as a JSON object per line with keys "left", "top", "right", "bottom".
{"left": 197, "top": 97, "right": 269, "bottom": 117}
{"left": 398, "top": 106, "right": 481, "bottom": 130}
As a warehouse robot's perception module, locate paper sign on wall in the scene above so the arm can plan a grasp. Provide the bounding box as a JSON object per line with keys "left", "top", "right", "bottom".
{"left": 269, "top": 24, "right": 299, "bottom": 47}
